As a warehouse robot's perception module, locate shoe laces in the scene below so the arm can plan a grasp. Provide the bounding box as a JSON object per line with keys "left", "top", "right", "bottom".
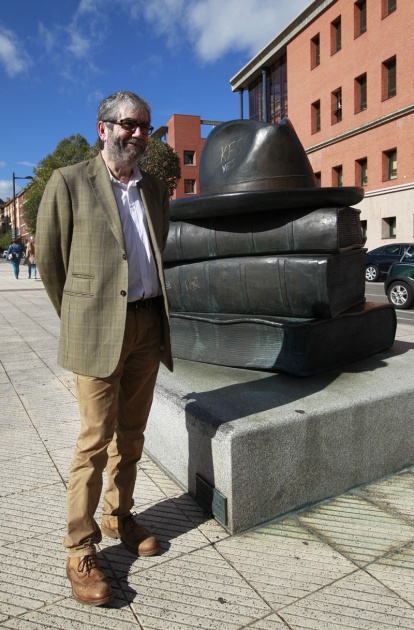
{"left": 78, "top": 555, "right": 98, "bottom": 576}
{"left": 122, "top": 513, "right": 137, "bottom": 533}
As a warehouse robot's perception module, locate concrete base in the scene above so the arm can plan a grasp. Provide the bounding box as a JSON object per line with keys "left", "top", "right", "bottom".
{"left": 145, "top": 338, "right": 414, "bottom": 533}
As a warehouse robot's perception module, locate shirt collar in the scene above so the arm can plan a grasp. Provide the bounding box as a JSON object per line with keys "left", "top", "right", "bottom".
{"left": 104, "top": 161, "right": 143, "bottom": 186}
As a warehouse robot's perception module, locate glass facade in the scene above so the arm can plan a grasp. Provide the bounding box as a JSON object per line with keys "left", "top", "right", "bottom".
{"left": 248, "top": 55, "right": 287, "bottom": 123}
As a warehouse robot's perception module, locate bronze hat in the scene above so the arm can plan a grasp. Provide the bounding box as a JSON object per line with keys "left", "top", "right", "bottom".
{"left": 170, "top": 118, "right": 364, "bottom": 221}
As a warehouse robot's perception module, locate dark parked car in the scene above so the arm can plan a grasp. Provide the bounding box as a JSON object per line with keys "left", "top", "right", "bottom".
{"left": 365, "top": 242, "right": 413, "bottom": 282}
{"left": 385, "top": 245, "right": 414, "bottom": 309}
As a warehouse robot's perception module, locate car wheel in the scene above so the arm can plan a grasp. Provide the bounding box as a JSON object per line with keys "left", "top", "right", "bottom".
{"left": 387, "top": 281, "right": 414, "bottom": 309}
{"left": 365, "top": 265, "right": 380, "bottom": 282}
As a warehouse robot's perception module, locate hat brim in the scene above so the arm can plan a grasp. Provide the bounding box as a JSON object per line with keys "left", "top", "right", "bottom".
{"left": 170, "top": 187, "right": 364, "bottom": 221}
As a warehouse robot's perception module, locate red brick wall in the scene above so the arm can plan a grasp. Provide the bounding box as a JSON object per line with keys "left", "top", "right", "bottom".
{"left": 286, "top": 0, "right": 414, "bottom": 191}
{"left": 166, "top": 114, "right": 206, "bottom": 199}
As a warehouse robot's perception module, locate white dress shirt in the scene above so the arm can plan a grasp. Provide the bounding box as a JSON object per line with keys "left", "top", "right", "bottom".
{"left": 107, "top": 164, "right": 160, "bottom": 301}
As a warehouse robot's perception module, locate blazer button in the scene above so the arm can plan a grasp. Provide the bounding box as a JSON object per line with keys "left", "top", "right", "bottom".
{"left": 121, "top": 290, "right": 126, "bottom": 297}
{"left": 123, "top": 254, "right": 127, "bottom": 260}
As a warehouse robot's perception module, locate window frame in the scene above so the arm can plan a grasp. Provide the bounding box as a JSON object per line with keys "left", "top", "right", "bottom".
{"left": 183, "top": 150, "right": 195, "bottom": 166}
{"left": 383, "top": 148, "right": 397, "bottom": 181}
{"left": 382, "top": 0, "right": 396, "bottom": 18}
{"left": 331, "top": 16, "right": 342, "bottom": 54}
{"left": 311, "top": 33, "right": 320, "bottom": 69}
{"left": 311, "top": 100, "right": 321, "bottom": 133}
{"left": 332, "top": 165, "right": 343, "bottom": 187}
{"left": 382, "top": 55, "right": 396, "bottom": 100}
{"left": 354, "top": 0, "right": 367, "bottom": 37}
{"left": 356, "top": 157, "right": 368, "bottom": 187}
{"left": 355, "top": 73, "right": 367, "bottom": 112}
{"left": 184, "top": 179, "right": 196, "bottom": 194}
{"left": 382, "top": 216, "right": 396, "bottom": 239}
{"left": 331, "top": 88, "right": 342, "bottom": 124}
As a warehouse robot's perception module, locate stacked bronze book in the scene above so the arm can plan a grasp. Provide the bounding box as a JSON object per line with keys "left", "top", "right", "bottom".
{"left": 164, "top": 119, "right": 396, "bottom": 376}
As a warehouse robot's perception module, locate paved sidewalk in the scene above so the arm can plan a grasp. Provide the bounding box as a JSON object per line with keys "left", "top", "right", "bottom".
{"left": 1, "top": 256, "right": 414, "bottom": 629}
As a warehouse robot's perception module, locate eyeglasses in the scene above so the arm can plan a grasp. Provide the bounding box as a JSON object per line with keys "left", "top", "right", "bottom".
{"left": 102, "top": 118, "right": 154, "bottom": 136}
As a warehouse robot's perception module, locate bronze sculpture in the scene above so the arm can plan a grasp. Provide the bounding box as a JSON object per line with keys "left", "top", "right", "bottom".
{"left": 165, "top": 118, "right": 396, "bottom": 376}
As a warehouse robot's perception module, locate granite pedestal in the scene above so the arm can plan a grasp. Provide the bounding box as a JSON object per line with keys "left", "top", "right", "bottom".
{"left": 144, "top": 338, "right": 414, "bottom": 534}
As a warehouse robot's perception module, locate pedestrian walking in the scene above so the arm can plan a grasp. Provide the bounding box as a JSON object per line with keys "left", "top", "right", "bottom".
{"left": 25, "top": 241, "right": 37, "bottom": 279}
{"left": 36, "top": 90, "right": 173, "bottom": 607}
{"left": 6, "top": 238, "right": 23, "bottom": 279}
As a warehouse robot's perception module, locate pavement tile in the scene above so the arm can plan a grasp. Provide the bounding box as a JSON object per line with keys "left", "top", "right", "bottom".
{"left": 216, "top": 518, "right": 357, "bottom": 609}
{"left": 127, "top": 546, "right": 271, "bottom": 629}
{"left": 0, "top": 602, "right": 141, "bottom": 630}
{"left": 171, "top": 494, "right": 230, "bottom": 543}
{"left": 33, "top": 422, "right": 80, "bottom": 453}
{"left": 247, "top": 614, "right": 292, "bottom": 628}
{"left": 0, "top": 484, "right": 66, "bottom": 545}
{"left": 131, "top": 467, "right": 171, "bottom": 508}
{"left": 0, "top": 428, "right": 46, "bottom": 461}
{"left": 279, "top": 569, "right": 414, "bottom": 629}
{"left": 101, "top": 498, "right": 214, "bottom": 576}
{"left": 367, "top": 542, "right": 414, "bottom": 607}
{"left": 138, "top": 454, "right": 183, "bottom": 498}
{"left": 297, "top": 494, "right": 414, "bottom": 566}
{"left": 0, "top": 451, "right": 63, "bottom": 498}
{"left": 46, "top": 446, "right": 73, "bottom": 483}
{"left": 357, "top": 470, "right": 414, "bottom": 523}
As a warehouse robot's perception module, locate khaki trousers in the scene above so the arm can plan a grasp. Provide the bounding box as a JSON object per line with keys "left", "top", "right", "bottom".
{"left": 64, "top": 307, "right": 161, "bottom": 557}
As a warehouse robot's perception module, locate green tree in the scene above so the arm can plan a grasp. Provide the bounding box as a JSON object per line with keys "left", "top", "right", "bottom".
{"left": 139, "top": 137, "right": 181, "bottom": 198}
{"left": 23, "top": 134, "right": 94, "bottom": 234}
{"left": 0, "top": 229, "right": 13, "bottom": 252}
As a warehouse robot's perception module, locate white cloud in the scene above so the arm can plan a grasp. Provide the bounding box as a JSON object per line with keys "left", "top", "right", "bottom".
{"left": 38, "top": 22, "right": 56, "bottom": 53}
{"left": 0, "top": 161, "right": 6, "bottom": 168}
{"left": 35, "top": 0, "right": 311, "bottom": 84}
{"left": 185, "top": 0, "right": 310, "bottom": 62}
{"left": 0, "top": 26, "right": 32, "bottom": 77}
{"left": 67, "top": 28, "right": 92, "bottom": 58}
{"left": 119, "top": 0, "right": 310, "bottom": 63}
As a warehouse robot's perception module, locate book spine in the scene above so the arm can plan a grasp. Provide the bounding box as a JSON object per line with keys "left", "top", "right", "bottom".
{"left": 163, "top": 208, "right": 362, "bottom": 262}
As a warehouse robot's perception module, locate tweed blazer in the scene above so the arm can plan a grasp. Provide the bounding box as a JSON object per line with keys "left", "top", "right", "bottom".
{"left": 36, "top": 153, "right": 173, "bottom": 377}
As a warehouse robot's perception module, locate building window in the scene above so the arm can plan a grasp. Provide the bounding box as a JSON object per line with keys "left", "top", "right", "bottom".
{"left": 314, "top": 172, "right": 321, "bottom": 187}
{"left": 333, "top": 165, "right": 343, "bottom": 187}
{"left": 356, "top": 158, "right": 368, "bottom": 186}
{"left": 382, "top": 0, "right": 396, "bottom": 18}
{"left": 382, "top": 217, "right": 396, "bottom": 238}
{"left": 382, "top": 56, "right": 396, "bottom": 99}
{"left": 184, "top": 179, "right": 196, "bottom": 194}
{"left": 184, "top": 151, "right": 195, "bottom": 165}
{"left": 331, "top": 17, "right": 342, "bottom": 54}
{"left": 360, "top": 220, "right": 367, "bottom": 242}
{"left": 355, "top": 1, "right": 367, "bottom": 37}
{"left": 311, "top": 100, "right": 321, "bottom": 133}
{"left": 331, "top": 88, "right": 342, "bottom": 124}
{"left": 270, "top": 55, "right": 288, "bottom": 123}
{"left": 355, "top": 73, "right": 367, "bottom": 112}
{"left": 383, "top": 149, "right": 397, "bottom": 180}
{"left": 311, "top": 34, "right": 320, "bottom": 69}
{"left": 249, "top": 77, "right": 264, "bottom": 121}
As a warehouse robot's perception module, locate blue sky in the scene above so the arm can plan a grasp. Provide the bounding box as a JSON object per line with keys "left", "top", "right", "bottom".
{"left": 0, "top": 0, "right": 310, "bottom": 199}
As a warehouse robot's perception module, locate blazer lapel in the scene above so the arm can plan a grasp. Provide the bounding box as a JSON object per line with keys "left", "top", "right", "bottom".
{"left": 87, "top": 154, "right": 126, "bottom": 250}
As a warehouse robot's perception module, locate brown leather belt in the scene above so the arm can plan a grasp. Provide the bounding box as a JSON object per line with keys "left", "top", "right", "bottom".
{"left": 127, "top": 296, "right": 160, "bottom": 311}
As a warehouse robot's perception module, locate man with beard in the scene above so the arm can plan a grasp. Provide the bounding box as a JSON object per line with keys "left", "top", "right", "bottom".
{"left": 36, "top": 91, "right": 173, "bottom": 606}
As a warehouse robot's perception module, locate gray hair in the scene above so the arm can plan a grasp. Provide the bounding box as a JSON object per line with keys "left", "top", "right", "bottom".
{"left": 97, "top": 91, "right": 151, "bottom": 149}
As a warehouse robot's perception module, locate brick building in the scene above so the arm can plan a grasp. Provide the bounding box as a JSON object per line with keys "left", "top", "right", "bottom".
{"left": 230, "top": 0, "right": 414, "bottom": 250}
{"left": 2, "top": 184, "right": 32, "bottom": 243}
{"left": 153, "top": 114, "right": 221, "bottom": 200}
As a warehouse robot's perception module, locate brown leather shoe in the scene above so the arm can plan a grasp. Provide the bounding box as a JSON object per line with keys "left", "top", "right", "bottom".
{"left": 66, "top": 555, "right": 113, "bottom": 606}
{"left": 101, "top": 513, "right": 160, "bottom": 557}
